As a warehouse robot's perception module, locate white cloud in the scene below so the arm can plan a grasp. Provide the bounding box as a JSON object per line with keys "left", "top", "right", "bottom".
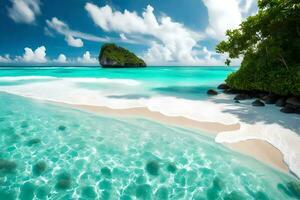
{"left": 46, "top": 17, "right": 108, "bottom": 47}
{"left": 203, "top": 0, "right": 257, "bottom": 40}
{"left": 77, "top": 51, "right": 97, "bottom": 64}
{"left": 65, "top": 35, "right": 83, "bottom": 47}
{"left": 16, "top": 46, "right": 47, "bottom": 63}
{"left": 8, "top": 0, "right": 41, "bottom": 24}
{"left": 85, "top": 3, "right": 204, "bottom": 65}
{"left": 0, "top": 55, "right": 12, "bottom": 63}
{"left": 55, "top": 54, "right": 67, "bottom": 63}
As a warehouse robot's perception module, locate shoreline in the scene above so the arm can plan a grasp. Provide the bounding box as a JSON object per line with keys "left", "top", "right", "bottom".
{"left": 59, "top": 102, "right": 289, "bottom": 174}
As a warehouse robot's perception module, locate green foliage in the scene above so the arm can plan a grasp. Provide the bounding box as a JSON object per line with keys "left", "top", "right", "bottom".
{"left": 99, "top": 43, "right": 146, "bottom": 67}
{"left": 217, "top": 0, "right": 300, "bottom": 95}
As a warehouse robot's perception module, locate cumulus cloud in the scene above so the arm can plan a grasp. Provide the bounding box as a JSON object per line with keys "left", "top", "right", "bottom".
{"left": 16, "top": 46, "right": 47, "bottom": 63}
{"left": 55, "top": 54, "right": 67, "bottom": 63}
{"left": 77, "top": 51, "right": 97, "bottom": 64}
{"left": 8, "top": 0, "right": 41, "bottom": 24}
{"left": 46, "top": 17, "right": 108, "bottom": 47}
{"left": 0, "top": 55, "right": 13, "bottom": 63}
{"left": 85, "top": 3, "right": 204, "bottom": 65}
{"left": 203, "top": 0, "right": 257, "bottom": 40}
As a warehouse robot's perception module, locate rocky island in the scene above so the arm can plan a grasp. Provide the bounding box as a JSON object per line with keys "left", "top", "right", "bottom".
{"left": 99, "top": 43, "right": 146, "bottom": 68}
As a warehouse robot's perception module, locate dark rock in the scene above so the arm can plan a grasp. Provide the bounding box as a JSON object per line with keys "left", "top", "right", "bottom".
{"left": 275, "top": 98, "right": 286, "bottom": 107}
{"left": 19, "top": 182, "right": 35, "bottom": 200}
{"left": 264, "top": 95, "right": 278, "bottom": 104}
{"left": 217, "top": 83, "right": 230, "bottom": 90}
{"left": 99, "top": 43, "right": 146, "bottom": 68}
{"left": 0, "top": 159, "right": 17, "bottom": 173}
{"left": 101, "top": 167, "right": 112, "bottom": 178}
{"left": 252, "top": 99, "right": 265, "bottom": 107}
{"left": 207, "top": 89, "right": 218, "bottom": 95}
{"left": 286, "top": 97, "right": 300, "bottom": 108}
{"left": 223, "top": 88, "right": 239, "bottom": 94}
{"left": 33, "top": 161, "right": 47, "bottom": 175}
{"left": 26, "top": 138, "right": 41, "bottom": 146}
{"left": 58, "top": 125, "right": 66, "bottom": 131}
{"left": 234, "top": 100, "right": 240, "bottom": 103}
{"left": 296, "top": 108, "right": 300, "bottom": 115}
{"left": 55, "top": 172, "right": 72, "bottom": 190}
{"left": 166, "top": 163, "right": 177, "bottom": 173}
{"left": 234, "top": 93, "right": 251, "bottom": 100}
{"left": 145, "top": 161, "right": 159, "bottom": 176}
{"left": 280, "top": 105, "right": 295, "bottom": 114}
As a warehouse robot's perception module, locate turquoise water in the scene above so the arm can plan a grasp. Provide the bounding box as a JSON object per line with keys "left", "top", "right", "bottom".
{"left": 0, "top": 92, "right": 300, "bottom": 200}
{"left": 0, "top": 67, "right": 299, "bottom": 199}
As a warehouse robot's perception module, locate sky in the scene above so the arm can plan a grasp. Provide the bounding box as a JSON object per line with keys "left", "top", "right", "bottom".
{"left": 0, "top": 0, "right": 257, "bottom": 66}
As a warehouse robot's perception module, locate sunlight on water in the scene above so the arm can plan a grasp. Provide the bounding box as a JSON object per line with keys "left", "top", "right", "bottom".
{"left": 0, "top": 93, "right": 299, "bottom": 200}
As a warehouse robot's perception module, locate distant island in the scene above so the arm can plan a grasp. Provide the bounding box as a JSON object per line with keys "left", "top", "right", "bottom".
{"left": 99, "top": 43, "right": 147, "bottom": 68}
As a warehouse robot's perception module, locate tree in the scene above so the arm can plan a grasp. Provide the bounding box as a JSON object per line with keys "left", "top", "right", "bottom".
{"left": 216, "top": 0, "right": 300, "bottom": 95}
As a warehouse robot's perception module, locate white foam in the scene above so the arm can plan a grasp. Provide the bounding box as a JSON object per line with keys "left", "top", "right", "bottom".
{"left": 0, "top": 76, "right": 55, "bottom": 81}
{"left": 216, "top": 123, "right": 300, "bottom": 178}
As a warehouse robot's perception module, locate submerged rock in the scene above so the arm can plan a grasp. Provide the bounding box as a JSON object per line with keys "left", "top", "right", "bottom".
{"left": 19, "top": 182, "right": 35, "bottom": 200}
{"left": 33, "top": 161, "right": 47, "bottom": 175}
{"left": 145, "top": 161, "right": 159, "bottom": 176}
{"left": 99, "top": 43, "right": 146, "bottom": 68}
{"left": 55, "top": 172, "right": 72, "bottom": 190}
{"left": 166, "top": 163, "right": 177, "bottom": 173}
{"left": 58, "top": 125, "right": 66, "bottom": 131}
{"left": 26, "top": 138, "right": 41, "bottom": 146}
{"left": 252, "top": 99, "right": 265, "bottom": 107}
{"left": 136, "top": 184, "right": 152, "bottom": 199}
{"left": 81, "top": 186, "right": 97, "bottom": 199}
{"left": 101, "top": 167, "right": 112, "bottom": 178}
{"left": 207, "top": 89, "right": 218, "bottom": 95}
{"left": 0, "top": 159, "right": 17, "bottom": 173}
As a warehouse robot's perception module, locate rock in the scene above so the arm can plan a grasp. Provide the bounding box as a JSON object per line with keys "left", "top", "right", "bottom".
{"left": 26, "top": 138, "right": 41, "bottom": 146}
{"left": 207, "top": 89, "right": 218, "bottom": 95}
{"left": 234, "top": 100, "right": 240, "bottom": 103}
{"left": 145, "top": 161, "right": 159, "bottom": 176}
{"left": 99, "top": 43, "right": 146, "bottom": 68}
{"left": 223, "top": 88, "right": 239, "bottom": 94}
{"left": 275, "top": 98, "right": 286, "bottom": 107}
{"left": 33, "top": 161, "right": 47, "bottom": 175}
{"left": 58, "top": 125, "right": 66, "bottom": 131}
{"left": 234, "top": 93, "right": 251, "bottom": 100}
{"left": 217, "top": 83, "right": 230, "bottom": 90}
{"left": 166, "top": 163, "right": 177, "bottom": 173}
{"left": 264, "top": 95, "right": 278, "bottom": 104}
{"left": 252, "top": 99, "right": 265, "bottom": 107}
{"left": 101, "top": 167, "right": 112, "bottom": 178}
{"left": 286, "top": 97, "right": 300, "bottom": 108}
{"left": 55, "top": 172, "right": 72, "bottom": 190}
{"left": 0, "top": 159, "right": 17, "bottom": 173}
{"left": 280, "top": 105, "right": 295, "bottom": 114}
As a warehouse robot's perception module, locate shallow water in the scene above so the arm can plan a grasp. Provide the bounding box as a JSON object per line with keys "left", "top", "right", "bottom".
{"left": 0, "top": 93, "right": 299, "bottom": 200}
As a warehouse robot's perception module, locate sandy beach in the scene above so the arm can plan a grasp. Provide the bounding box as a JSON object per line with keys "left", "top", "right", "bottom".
{"left": 63, "top": 103, "right": 289, "bottom": 174}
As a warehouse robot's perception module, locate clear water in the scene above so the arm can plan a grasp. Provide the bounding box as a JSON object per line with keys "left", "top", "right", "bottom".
{"left": 0, "top": 92, "right": 300, "bottom": 200}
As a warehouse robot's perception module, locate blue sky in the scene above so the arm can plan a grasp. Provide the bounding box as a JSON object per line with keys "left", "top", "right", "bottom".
{"left": 0, "top": 0, "right": 257, "bottom": 66}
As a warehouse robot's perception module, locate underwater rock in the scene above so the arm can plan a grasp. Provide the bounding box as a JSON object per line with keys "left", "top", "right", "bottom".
{"left": 155, "top": 186, "right": 169, "bottom": 200}
{"left": 136, "top": 184, "right": 152, "bottom": 199}
{"left": 20, "top": 121, "right": 29, "bottom": 128}
{"left": 26, "top": 138, "right": 41, "bottom": 146}
{"left": 36, "top": 186, "right": 50, "bottom": 199}
{"left": 101, "top": 167, "right": 112, "bottom": 178}
{"left": 145, "top": 161, "right": 159, "bottom": 176}
{"left": 81, "top": 186, "right": 97, "bottom": 199}
{"left": 99, "top": 180, "right": 112, "bottom": 190}
{"left": 19, "top": 182, "right": 35, "bottom": 200}
{"left": 33, "top": 161, "right": 47, "bottom": 175}
{"left": 223, "top": 191, "right": 247, "bottom": 200}
{"left": 58, "top": 125, "right": 66, "bottom": 131}
{"left": 166, "top": 163, "right": 177, "bottom": 173}
{"left": 55, "top": 172, "right": 72, "bottom": 190}
{"left": 0, "top": 159, "right": 17, "bottom": 173}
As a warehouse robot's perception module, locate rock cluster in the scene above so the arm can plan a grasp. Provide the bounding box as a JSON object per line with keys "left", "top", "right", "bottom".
{"left": 208, "top": 83, "right": 300, "bottom": 114}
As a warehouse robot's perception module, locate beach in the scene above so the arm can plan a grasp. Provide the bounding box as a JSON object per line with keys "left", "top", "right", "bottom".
{"left": 0, "top": 67, "right": 299, "bottom": 199}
